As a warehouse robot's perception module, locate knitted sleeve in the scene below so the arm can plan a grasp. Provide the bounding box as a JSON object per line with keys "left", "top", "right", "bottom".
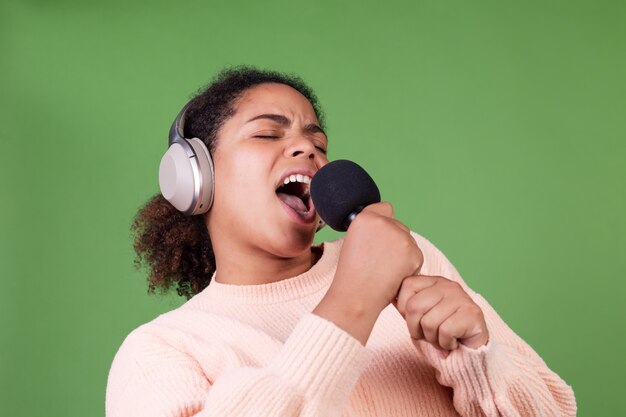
{"left": 105, "top": 313, "right": 371, "bottom": 417}
{"left": 411, "top": 231, "right": 577, "bottom": 417}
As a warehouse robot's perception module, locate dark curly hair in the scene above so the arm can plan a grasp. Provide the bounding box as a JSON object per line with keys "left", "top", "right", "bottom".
{"left": 131, "top": 66, "right": 326, "bottom": 300}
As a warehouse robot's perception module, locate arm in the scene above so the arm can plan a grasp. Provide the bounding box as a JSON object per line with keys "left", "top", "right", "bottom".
{"left": 105, "top": 313, "right": 371, "bottom": 417}
{"left": 411, "top": 231, "right": 577, "bottom": 417}
{"left": 106, "top": 201, "right": 419, "bottom": 417}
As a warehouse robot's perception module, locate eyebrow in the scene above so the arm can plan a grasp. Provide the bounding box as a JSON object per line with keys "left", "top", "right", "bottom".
{"left": 246, "top": 114, "right": 327, "bottom": 137}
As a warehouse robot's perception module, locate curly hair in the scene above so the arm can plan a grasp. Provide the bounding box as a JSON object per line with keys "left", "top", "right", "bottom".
{"left": 131, "top": 65, "right": 326, "bottom": 300}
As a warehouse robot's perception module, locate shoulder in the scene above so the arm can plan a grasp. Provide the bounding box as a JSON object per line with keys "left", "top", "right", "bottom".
{"left": 109, "top": 306, "right": 227, "bottom": 369}
{"left": 105, "top": 308, "right": 221, "bottom": 415}
{"left": 109, "top": 309, "right": 191, "bottom": 368}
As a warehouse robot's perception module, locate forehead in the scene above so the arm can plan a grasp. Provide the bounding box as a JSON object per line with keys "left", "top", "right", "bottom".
{"left": 233, "top": 83, "right": 319, "bottom": 122}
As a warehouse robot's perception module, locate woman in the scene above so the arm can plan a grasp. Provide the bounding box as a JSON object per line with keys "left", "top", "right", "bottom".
{"left": 106, "top": 66, "right": 576, "bottom": 416}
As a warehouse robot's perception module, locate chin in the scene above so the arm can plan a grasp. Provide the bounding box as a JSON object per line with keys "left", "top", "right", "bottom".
{"left": 271, "top": 227, "right": 316, "bottom": 258}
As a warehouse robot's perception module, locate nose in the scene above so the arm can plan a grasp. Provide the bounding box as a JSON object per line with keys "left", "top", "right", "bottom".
{"left": 285, "top": 136, "right": 317, "bottom": 161}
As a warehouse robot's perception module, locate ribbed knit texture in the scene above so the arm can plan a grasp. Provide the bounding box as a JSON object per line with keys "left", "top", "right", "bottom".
{"left": 106, "top": 231, "right": 576, "bottom": 416}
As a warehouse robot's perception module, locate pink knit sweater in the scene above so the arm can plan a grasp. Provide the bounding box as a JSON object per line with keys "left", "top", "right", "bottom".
{"left": 106, "top": 231, "right": 576, "bottom": 416}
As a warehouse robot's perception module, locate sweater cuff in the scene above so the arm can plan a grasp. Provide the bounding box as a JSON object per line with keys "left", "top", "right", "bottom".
{"left": 418, "top": 337, "right": 515, "bottom": 411}
{"left": 267, "top": 313, "right": 372, "bottom": 407}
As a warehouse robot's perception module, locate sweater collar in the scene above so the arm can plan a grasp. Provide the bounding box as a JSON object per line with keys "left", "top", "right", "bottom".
{"left": 189, "top": 238, "right": 343, "bottom": 306}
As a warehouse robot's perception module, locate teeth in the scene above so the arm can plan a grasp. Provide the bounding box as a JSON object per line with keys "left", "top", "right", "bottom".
{"left": 281, "top": 174, "right": 312, "bottom": 186}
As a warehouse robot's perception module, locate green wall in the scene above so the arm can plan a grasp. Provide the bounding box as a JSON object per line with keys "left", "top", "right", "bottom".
{"left": 1, "top": 1, "right": 624, "bottom": 415}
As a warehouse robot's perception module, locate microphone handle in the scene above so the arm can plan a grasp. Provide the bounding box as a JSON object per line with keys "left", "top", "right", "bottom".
{"left": 343, "top": 205, "right": 365, "bottom": 230}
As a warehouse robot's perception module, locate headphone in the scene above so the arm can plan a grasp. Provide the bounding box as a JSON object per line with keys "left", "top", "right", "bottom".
{"left": 158, "top": 101, "right": 326, "bottom": 231}
{"left": 158, "top": 102, "right": 215, "bottom": 216}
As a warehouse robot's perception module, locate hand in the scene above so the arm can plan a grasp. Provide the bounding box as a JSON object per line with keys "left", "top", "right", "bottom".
{"left": 314, "top": 202, "right": 423, "bottom": 346}
{"left": 393, "top": 275, "right": 489, "bottom": 353}
{"left": 332, "top": 202, "right": 424, "bottom": 314}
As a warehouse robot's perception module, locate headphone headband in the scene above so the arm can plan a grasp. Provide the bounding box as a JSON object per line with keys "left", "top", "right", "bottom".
{"left": 168, "top": 101, "right": 194, "bottom": 146}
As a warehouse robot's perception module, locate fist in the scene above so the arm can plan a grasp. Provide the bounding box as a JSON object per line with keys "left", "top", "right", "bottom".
{"left": 393, "top": 275, "right": 489, "bottom": 352}
{"left": 332, "top": 202, "right": 424, "bottom": 314}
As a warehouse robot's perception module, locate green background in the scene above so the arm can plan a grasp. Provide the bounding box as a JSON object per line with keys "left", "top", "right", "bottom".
{"left": 1, "top": 0, "right": 624, "bottom": 415}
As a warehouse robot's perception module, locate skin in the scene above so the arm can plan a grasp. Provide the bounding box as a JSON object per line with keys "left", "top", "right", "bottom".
{"left": 202, "top": 82, "right": 489, "bottom": 352}
{"left": 204, "top": 83, "right": 329, "bottom": 286}
{"left": 393, "top": 275, "right": 489, "bottom": 355}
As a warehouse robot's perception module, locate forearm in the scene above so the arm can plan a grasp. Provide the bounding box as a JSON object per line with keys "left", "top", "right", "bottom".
{"left": 106, "top": 314, "right": 372, "bottom": 417}
{"left": 417, "top": 299, "right": 576, "bottom": 417}
{"left": 410, "top": 231, "right": 576, "bottom": 416}
{"left": 312, "top": 282, "right": 382, "bottom": 346}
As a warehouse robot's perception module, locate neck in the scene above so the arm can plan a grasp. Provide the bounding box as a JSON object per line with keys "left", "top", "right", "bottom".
{"left": 211, "top": 235, "right": 323, "bottom": 286}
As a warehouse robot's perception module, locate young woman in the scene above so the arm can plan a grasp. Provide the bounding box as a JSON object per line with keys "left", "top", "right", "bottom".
{"left": 105, "top": 66, "right": 576, "bottom": 416}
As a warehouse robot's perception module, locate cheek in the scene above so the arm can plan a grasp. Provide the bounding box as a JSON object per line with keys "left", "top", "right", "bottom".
{"left": 213, "top": 149, "right": 274, "bottom": 209}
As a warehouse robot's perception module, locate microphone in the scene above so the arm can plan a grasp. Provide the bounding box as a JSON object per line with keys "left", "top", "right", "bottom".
{"left": 310, "top": 160, "right": 381, "bottom": 232}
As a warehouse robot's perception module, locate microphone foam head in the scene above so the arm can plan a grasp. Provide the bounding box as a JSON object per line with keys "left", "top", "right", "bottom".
{"left": 310, "top": 159, "right": 381, "bottom": 232}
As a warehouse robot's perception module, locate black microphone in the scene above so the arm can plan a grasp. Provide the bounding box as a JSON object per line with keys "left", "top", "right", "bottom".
{"left": 310, "top": 160, "right": 381, "bottom": 232}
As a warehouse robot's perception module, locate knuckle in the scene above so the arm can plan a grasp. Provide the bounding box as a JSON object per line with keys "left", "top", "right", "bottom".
{"left": 381, "top": 201, "right": 394, "bottom": 214}
{"left": 438, "top": 321, "right": 454, "bottom": 338}
{"left": 375, "top": 215, "right": 390, "bottom": 228}
{"left": 405, "top": 298, "right": 427, "bottom": 316}
{"left": 399, "top": 234, "right": 417, "bottom": 251}
{"left": 398, "top": 237, "right": 413, "bottom": 252}
{"left": 412, "top": 257, "right": 423, "bottom": 273}
{"left": 411, "top": 251, "right": 424, "bottom": 271}
{"left": 469, "top": 304, "right": 484, "bottom": 318}
{"left": 461, "top": 304, "right": 482, "bottom": 321}
{"left": 405, "top": 302, "right": 419, "bottom": 315}
{"left": 440, "top": 277, "right": 459, "bottom": 290}
{"left": 420, "top": 315, "right": 437, "bottom": 331}
{"left": 405, "top": 275, "right": 420, "bottom": 287}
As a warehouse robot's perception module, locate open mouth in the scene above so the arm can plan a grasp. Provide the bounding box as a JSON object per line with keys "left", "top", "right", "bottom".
{"left": 275, "top": 175, "right": 315, "bottom": 222}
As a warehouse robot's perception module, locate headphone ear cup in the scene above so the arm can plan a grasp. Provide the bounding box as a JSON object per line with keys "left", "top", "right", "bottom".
{"left": 186, "top": 138, "right": 215, "bottom": 214}
{"left": 159, "top": 138, "right": 214, "bottom": 215}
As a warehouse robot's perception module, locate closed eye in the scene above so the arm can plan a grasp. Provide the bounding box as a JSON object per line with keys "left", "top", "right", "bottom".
{"left": 254, "top": 135, "right": 327, "bottom": 154}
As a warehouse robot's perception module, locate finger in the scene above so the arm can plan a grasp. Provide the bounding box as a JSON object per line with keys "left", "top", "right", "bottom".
{"left": 439, "top": 306, "right": 488, "bottom": 350}
{"left": 448, "top": 306, "right": 489, "bottom": 349}
{"left": 394, "top": 275, "right": 440, "bottom": 317}
{"left": 432, "top": 303, "right": 464, "bottom": 351}
{"left": 361, "top": 201, "right": 394, "bottom": 218}
{"left": 421, "top": 300, "right": 461, "bottom": 350}
{"left": 438, "top": 314, "right": 464, "bottom": 352}
{"left": 404, "top": 288, "right": 444, "bottom": 340}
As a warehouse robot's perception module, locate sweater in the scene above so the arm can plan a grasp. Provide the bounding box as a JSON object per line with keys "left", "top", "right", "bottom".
{"left": 105, "top": 231, "right": 577, "bottom": 416}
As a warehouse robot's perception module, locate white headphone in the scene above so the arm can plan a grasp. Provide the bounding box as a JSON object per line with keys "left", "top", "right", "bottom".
{"left": 159, "top": 102, "right": 215, "bottom": 216}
